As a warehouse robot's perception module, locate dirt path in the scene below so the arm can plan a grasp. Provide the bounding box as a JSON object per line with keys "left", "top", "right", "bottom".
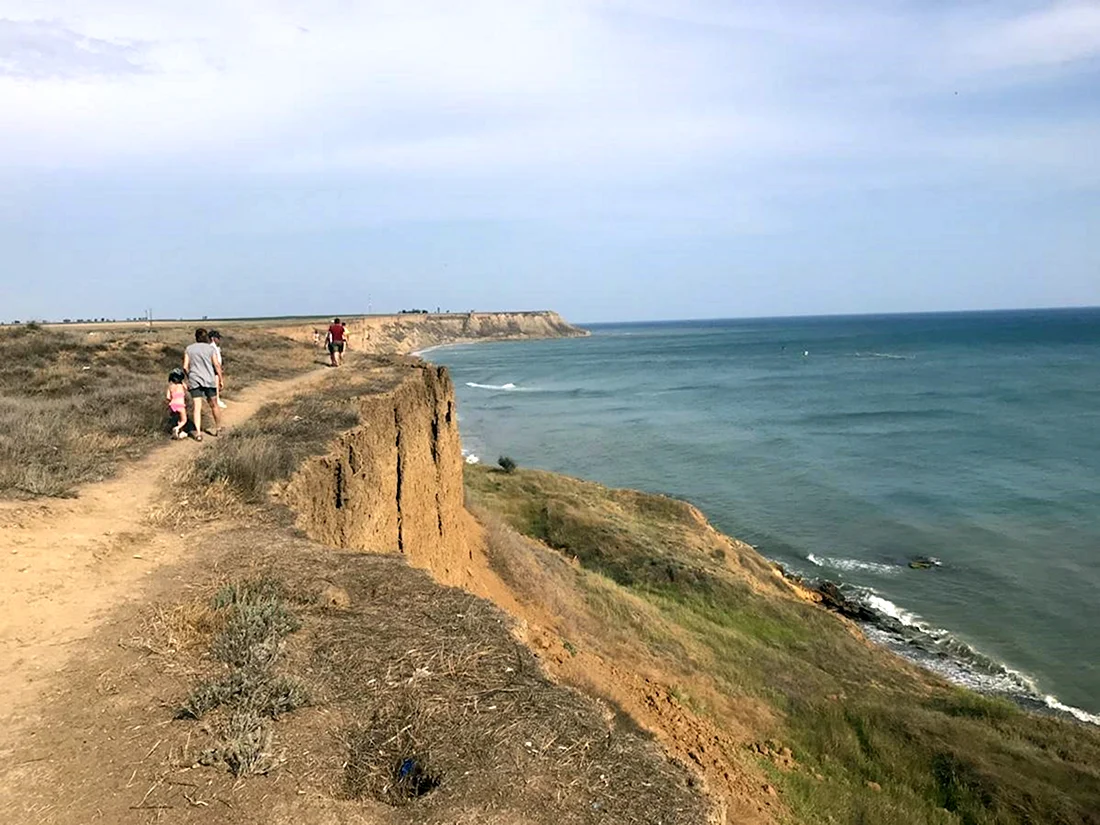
{"left": 0, "top": 367, "right": 333, "bottom": 731}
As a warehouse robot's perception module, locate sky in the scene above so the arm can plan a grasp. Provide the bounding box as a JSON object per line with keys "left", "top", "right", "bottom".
{"left": 1, "top": 0, "right": 1098, "bottom": 323}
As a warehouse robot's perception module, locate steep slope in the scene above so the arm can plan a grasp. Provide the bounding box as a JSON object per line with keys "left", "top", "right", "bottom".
{"left": 283, "top": 363, "right": 479, "bottom": 585}
{"left": 466, "top": 466, "right": 1100, "bottom": 825}
{"left": 280, "top": 364, "right": 784, "bottom": 822}
{"left": 269, "top": 352, "right": 1100, "bottom": 825}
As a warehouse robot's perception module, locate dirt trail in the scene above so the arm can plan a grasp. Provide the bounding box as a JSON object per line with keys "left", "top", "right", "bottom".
{"left": 0, "top": 367, "right": 332, "bottom": 730}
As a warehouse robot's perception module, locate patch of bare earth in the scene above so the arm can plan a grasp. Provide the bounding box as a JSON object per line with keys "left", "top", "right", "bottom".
{"left": 1, "top": 528, "right": 708, "bottom": 825}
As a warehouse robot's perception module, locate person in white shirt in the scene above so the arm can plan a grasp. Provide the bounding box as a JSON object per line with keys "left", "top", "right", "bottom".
{"left": 208, "top": 330, "right": 228, "bottom": 409}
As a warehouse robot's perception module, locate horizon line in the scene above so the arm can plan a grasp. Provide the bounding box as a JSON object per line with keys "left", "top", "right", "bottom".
{"left": 576, "top": 304, "right": 1100, "bottom": 327}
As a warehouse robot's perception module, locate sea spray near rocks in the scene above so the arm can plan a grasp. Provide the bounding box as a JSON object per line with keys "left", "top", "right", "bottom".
{"left": 800, "top": 574, "right": 1100, "bottom": 726}
{"left": 806, "top": 553, "right": 901, "bottom": 576}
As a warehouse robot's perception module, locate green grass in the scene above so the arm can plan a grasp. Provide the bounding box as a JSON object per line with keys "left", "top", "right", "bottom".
{"left": 466, "top": 464, "right": 1100, "bottom": 825}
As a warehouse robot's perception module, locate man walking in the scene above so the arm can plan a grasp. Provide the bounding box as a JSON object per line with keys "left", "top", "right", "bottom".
{"left": 326, "top": 317, "right": 348, "bottom": 367}
{"left": 208, "top": 329, "right": 228, "bottom": 409}
{"left": 183, "top": 328, "right": 224, "bottom": 440}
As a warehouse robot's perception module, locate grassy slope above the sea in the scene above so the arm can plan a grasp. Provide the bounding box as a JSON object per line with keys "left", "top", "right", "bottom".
{"left": 465, "top": 464, "right": 1100, "bottom": 825}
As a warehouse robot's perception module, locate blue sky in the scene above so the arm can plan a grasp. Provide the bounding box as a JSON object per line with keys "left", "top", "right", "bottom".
{"left": 1, "top": 0, "right": 1098, "bottom": 323}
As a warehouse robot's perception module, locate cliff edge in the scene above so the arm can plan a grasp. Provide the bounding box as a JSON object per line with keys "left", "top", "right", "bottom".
{"left": 273, "top": 310, "right": 587, "bottom": 355}
{"left": 278, "top": 353, "right": 1100, "bottom": 825}
{"left": 284, "top": 363, "right": 480, "bottom": 586}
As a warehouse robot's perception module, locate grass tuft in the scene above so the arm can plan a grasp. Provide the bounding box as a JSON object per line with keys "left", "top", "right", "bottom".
{"left": 177, "top": 577, "right": 309, "bottom": 776}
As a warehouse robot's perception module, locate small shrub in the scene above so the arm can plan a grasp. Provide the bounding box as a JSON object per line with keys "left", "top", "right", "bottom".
{"left": 177, "top": 578, "right": 309, "bottom": 776}
{"left": 213, "top": 577, "right": 287, "bottom": 608}
{"left": 498, "top": 455, "right": 517, "bottom": 474}
{"left": 212, "top": 600, "right": 301, "bottom": 669}
{"left": 201, "top": 709, "right": 277, "bottom": 776}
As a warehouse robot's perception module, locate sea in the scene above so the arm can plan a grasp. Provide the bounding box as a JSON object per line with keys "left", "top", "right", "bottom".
{"left": 427, "top": 309, "right": 1100, "bottom": 724}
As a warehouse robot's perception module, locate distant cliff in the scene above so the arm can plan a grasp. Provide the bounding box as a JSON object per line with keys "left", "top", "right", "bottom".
{"left": 273, "top": 311, "right": 587, "bottom": 355}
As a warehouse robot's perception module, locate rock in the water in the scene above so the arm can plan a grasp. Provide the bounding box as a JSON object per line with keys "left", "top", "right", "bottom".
{"left": 908, "top": 556, "right": 941, "bottom": 570}
{"left": 814, "top": 581, "right": 878, "bottom": 622}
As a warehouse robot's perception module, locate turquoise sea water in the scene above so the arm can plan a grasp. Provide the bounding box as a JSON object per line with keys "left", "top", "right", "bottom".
{"left": 430, "top": 309, "right": 1100, "bottom": 722}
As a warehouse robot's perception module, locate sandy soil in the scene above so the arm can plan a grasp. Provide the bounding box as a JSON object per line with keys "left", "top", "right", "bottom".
{"left": 0, "top": 367, "right": 332, "bottom": 739}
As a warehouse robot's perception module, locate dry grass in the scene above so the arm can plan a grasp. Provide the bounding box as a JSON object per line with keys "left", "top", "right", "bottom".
{"left": 177, "top": 578, "right": 311, "bottom": 776}
{"left": 467, "top": 464, "right": 1100, "bottom": 825}
{"left": 308, "top": 552, "right": 707, "bottom": 822}
{"left": 148, "top": 527, "right": 710, "bottom": 823}
{"left": 192, "top": 365, "right": 404, "bottom": 503}
{"left": 144, "top": 601, "right": 225, "bottom": 656}
{"left": 0, "top": 323, "right": 318, "bottom": 498}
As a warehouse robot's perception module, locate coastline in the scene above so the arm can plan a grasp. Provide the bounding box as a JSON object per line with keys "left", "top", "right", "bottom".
{"left": 11, "top": 313, "right": 1100, "bottom": 824}
{"left": 777, "top": 563, "right": 1100, "bottom": 727}
{"left": 422, "top": 327, "right": 1100, "bottom": 729}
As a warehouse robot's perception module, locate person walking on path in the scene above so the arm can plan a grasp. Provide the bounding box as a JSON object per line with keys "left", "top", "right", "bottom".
{"left": 183, "top": 328, "right": 223, "bottom": 441}
{"left": 326, "top": 317, "right": 348, "bottom": 367}
{"left": 166, "top": 368, "right": 188, "bottom": 440}
{"left": 209, "top": 330, "right": 228, "bottom": 409}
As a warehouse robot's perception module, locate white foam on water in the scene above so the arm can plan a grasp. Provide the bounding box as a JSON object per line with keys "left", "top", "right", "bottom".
{"left": 853, "top": 592, "right": 1100, "bottom": 727}
{"left": 466, "top": 382, "right": 517, "bottom": 390}
{"left": 1044, "top": 696, "right": 1100, "bottom": 726}
{"left": 864, "top": 594, "right": 921, "bottom": 626}
{"left": 806, "top": 553, "right": 899, "bottom": 576}
{"left": 855, "top": 352, "right": 914, "bottom": 360}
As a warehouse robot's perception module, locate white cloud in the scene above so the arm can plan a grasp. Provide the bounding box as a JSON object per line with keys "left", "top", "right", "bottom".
{"left": 0, "top": 0, "right": 1097, "bottom": 194}
{"left": 961, "top": 1, "right": 1100, "bottom": 70}
{"left": 0, "top": 18, "right": 147, "bottom": 78}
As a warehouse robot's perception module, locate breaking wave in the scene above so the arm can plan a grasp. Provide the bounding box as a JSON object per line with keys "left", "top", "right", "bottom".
{"left": 466, "top": 382, "right": 518, "bottom": 391}
{"left": 806, "top": 553, "right": 900, "bottom": 576}
{"left": 837, "top": 585, "right": 1100, "bottom": 727}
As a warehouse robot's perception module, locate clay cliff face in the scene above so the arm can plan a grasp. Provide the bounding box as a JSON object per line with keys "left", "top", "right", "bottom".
{"left": 283, "top": 310, "right": 586, "bottom": 583}
{"left": 285, "top": 363, "right": 477, "bottom": 584}
{"left": 274, "top": 311, "right": 587, "bottom": 354}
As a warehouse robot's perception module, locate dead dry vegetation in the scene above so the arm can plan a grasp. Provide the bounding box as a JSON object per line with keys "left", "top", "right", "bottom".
{"left": 465, "top": 465, "right": 1100, "bottom": 825}
{"left": 11, "top": 527, "right": 709, "bottom": 825}
{"left": 0, "top": 323, "right": 318, "bottom": 498}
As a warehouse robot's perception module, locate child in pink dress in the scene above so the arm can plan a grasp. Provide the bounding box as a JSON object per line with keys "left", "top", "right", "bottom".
{"left": 166, "top": 368, "right": 187, "bottom": 439}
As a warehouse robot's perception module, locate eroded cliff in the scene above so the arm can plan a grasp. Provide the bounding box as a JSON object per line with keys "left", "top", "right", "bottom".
{"left": 273, "top": 310, "right": 587, "bottom": 354}
{"left": 285, "top": 363, "right": 481, "bottom": 585}
{"left": 280, "top": 360, "right": 785, "bottom": 823}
